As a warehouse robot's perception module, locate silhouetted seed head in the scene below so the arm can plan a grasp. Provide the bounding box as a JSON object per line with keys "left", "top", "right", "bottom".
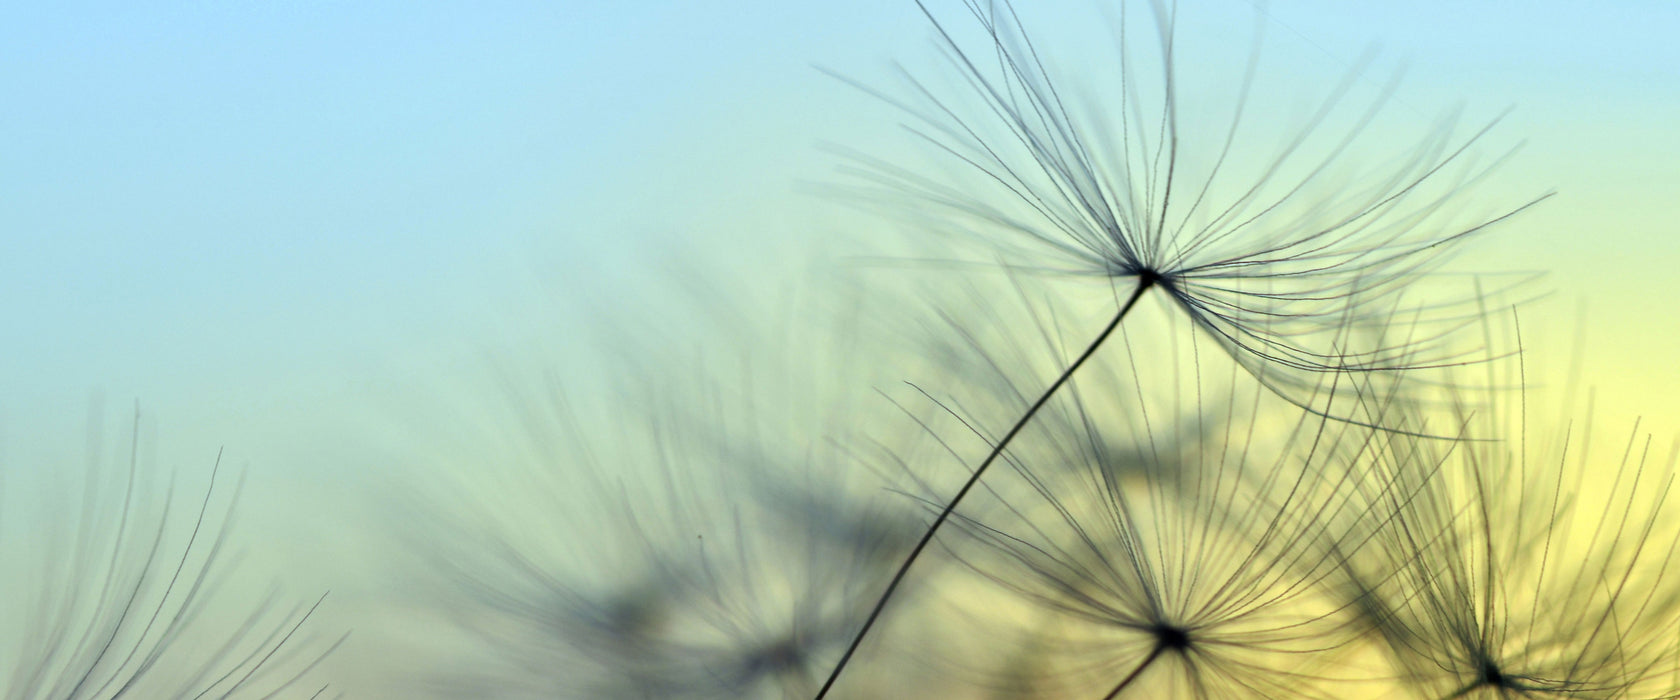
{"left": 1477, "top": 660, "right": 1506, "bottom": 689}
{"left": 910, "top": 311, "right": 1403, "bottom": 698}
{"left": 1333, "top": 362, "right": 1680, "bottom": 700}
{"left": 829, "top": 0, "right": 1550, "bottom": 413}
{"left": 1148, "top": 623, "right": 1193, "bottom": 653}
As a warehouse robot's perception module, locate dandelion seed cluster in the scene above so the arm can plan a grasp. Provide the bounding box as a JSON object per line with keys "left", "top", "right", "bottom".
{"left": 417, "top": 2, "right": 1680, "bottom": 699}
{"left": 10, "top": 2, "right": 1674, "bottom": 700}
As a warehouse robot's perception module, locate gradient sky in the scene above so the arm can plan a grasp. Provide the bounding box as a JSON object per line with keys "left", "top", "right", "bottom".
{"left": 1, "top": 1, "right": 1675, "bottom": 693}
{"left": 2, "top": 1, "right": 1675, "bottom": 442}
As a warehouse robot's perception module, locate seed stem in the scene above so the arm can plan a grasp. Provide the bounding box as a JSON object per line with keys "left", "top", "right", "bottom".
{"left": 814, "top": 275, "right": 1157, "bottom": 698}
{"left": 1103, "top": 644, "right": 1168, "bottom": 700}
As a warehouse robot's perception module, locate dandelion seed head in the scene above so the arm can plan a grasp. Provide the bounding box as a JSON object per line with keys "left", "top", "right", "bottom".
{"left": 1476, "top": 659, "right": 1506, "bottom": 689}
{"left": 409, "top": 287, "right": 941, "bottom": 699}
{"left": 886, "top": 293, "right": 1402, "bottom": 697}
{"left": 829, "top": 0, "right": 1550, "bottom": 406}
{"left": 1336, "top": 355, "right": 1680, "bottom": 700}
{"left": 1146, "top": 622, "right": 1193, "bottom": 653}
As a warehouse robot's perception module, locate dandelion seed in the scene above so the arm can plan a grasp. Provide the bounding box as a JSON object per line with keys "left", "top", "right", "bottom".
{"left": 896, "top": 313, "right": 1421, "bottom": 699}
{"left": 417, "top": 302, "right": 933, "bottom": 699}
{"left": 0, "top": 406, "right": 342, "bottom": 700}
{"left": 433, "top": 398, "right": 918, "bottom": 699}
{"left": 1334, "top": 365, "right": 1680, "bottom": 699}
{"left": 831, "top": 0, "right": 1545, "bottom": 386}
{"left": 817, "top": 1, "right": 1547, "bottom": 692}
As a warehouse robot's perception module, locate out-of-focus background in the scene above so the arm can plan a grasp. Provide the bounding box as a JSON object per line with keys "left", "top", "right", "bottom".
{"left": 1, "top": 1, "right": 1674, "bottom": 695}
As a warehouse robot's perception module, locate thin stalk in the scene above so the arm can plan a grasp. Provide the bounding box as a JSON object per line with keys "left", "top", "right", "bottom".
{"left": 815, "top": 275, "right": 1157, "bottom": 698}
{"left": 1103, "top": 644, "right": 1168, "bottom": 700}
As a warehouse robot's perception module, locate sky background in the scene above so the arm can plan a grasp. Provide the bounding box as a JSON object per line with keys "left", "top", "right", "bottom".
{"left": 1, "top": 1, "right": 1676, "bottom": 694}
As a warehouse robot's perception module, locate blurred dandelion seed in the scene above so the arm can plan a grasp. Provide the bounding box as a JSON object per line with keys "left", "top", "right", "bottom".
{"left": 415, "top": 289, "right": 934, "bottom": 699}
{"left": 429, "top": 389, "right": 915, "bottom": 699}
{"left": 0, "top": 406, "right": 342, "bottom": 700}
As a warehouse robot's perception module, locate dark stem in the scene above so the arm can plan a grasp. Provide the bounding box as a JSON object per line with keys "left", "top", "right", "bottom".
{"left": 814, "top": 275, "right": 1157, "bottom": 699}
{"left": 1103, "top": 644, "right": 1168, "bottom": 700}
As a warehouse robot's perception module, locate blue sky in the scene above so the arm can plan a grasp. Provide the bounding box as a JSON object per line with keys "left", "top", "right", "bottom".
{"left": 0, "top": 3, "right": 916, "bottom": 429}
{"left": 2, "top": 1, "right": 1674, "bottom": 434}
